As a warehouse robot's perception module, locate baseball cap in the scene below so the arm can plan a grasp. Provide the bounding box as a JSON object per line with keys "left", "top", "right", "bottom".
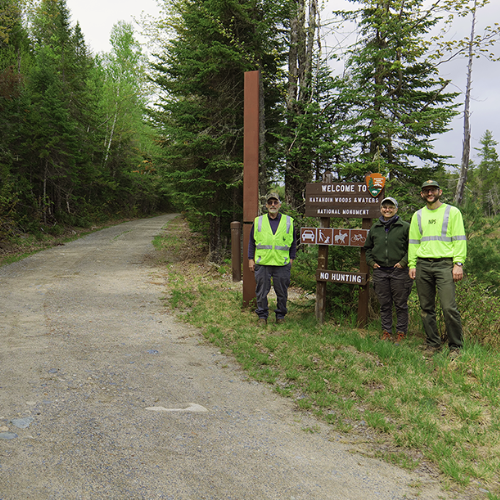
{"left": 266, "top": 192, "right": 281, "bottom": 203}
{"left": 421, "top": 180, "right": 440, "bottom": 189}
{"left": 381, "top": 197, "right": 398, "bottom": 208}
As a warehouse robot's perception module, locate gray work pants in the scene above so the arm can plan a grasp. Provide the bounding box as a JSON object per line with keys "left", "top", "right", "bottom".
{"left": 254, "top": 263, "right": 291, "bottom": 320}
{"left": 415, "top": 258, "right": 463, "bottom": 349}
{"left": 373, "top": 267, "right": 413, "bottom": 334}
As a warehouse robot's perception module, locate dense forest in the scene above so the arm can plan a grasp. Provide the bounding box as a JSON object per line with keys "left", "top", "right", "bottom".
{"left": 1, "top": 0, "right": 499, "bottom": 259}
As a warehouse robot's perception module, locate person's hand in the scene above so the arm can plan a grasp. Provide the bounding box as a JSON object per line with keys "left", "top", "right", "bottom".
{"left": 409, "top": 268, "right": 416, "bottom": 280}
{"left": 453, "top": 264, "right": 464, "bottom": 282}
{"left": 290, "top": 259, "right": 294, "bottom": 266}
{"left": 373, "top": 263, "right": 380, "bottom": 269}
{"left": 394, "top": 262, "right": 402, "bottom": 269}
{"left": 249, "top": 259, "right": 255, "bottom": 272}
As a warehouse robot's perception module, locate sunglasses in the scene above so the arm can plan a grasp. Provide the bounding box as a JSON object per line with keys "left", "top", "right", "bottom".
{"left": 267, "top": 200, "right": 280, "bottom": 205}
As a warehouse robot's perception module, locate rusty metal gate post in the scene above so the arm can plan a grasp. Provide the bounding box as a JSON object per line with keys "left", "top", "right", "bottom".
{"left": 230, "top": 221, "right": 242, "bottom": 282}
{"left": 242, "top": 70, "right": 260, "bottom": 307}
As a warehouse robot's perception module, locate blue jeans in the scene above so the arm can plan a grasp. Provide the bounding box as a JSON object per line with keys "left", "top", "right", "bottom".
{"left": 254, "top": 263, "right": 291, "bottom": 320}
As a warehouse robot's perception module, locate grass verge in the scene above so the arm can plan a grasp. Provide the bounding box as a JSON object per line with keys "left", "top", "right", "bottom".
{"left": 155, "top": 216, "right": 500, "bottom": 500}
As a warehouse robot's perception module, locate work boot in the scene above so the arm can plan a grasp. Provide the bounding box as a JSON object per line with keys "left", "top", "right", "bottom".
{"left": 381, "top": 330, "right": 392, "bottom": 341}
{"left": 422, "top": 344, "right": 441, "bottom": 356}
{"left": 276, "top": 318, "right": 285, "bottom": 325}
{"left": 257, "top": 318, "right": 267, "bottom": 327}
{"left": 394, "top": 331, "right": 405, "bottom": 345}
{"left": 449, "top": 348, "right": 461, "bottom": 360}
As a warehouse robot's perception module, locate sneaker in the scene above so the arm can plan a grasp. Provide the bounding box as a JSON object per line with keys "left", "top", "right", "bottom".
{"left": 381, "top": 330, "right": 392, "bottom": 341}
{"left": 276, "top": 318, "right": 285, "bottom": 325}
{"left": 394, "top": 331, "right": 405, "bottom": 345}
{"left": 257, "top": 318, "right": 267, "bottom": 327}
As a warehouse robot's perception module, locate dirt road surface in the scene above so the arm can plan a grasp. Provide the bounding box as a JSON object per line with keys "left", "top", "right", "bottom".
{"left": 0, "top": 215, "right": 470, "bottom": 499}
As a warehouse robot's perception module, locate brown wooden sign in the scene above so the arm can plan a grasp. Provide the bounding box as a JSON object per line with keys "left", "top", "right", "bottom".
{"left": 305, "top": 182, "right": 383, "bottom": 218}
{"left": 301, "top": 227, "right": 369, "bottom": 247}
{"left": 316, "top": 270, "right": 367, "bottom": 286}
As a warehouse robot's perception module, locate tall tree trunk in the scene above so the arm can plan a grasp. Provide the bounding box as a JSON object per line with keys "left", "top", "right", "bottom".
{"left": 285, "top": 0, "right": 317, "bottom": 211}
{"left": 104, "top": 86, "right": 120, "bottom": 173}
{"left": 454, "top": 0, "right": 477, "bottom": 206}
{"left": 43, "top": 160, "right": 48, "bottom": 224}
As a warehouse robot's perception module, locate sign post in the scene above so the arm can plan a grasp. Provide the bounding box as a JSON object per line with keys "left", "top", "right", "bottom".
{"left": 357, "top": 217, "right": 372, "bottom": 327}
{"left": 315, "top": 217, "right": 330, "bottom": 324}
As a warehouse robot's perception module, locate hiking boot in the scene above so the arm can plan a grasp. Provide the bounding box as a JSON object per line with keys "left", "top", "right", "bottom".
{"left": 276, "top": 318, "right": 285, "bottom": 325}
{"left": 257, "top": 318, "right": 267, "bottom": 327}
{"left": 381, "top": 330, "right": 392, "bottom": 341}
{"left": 394, "top": 331, "right": 405, "bottom": 345}
{"left": 449, "top": 348, "right": 461, "bottom": 360}
{"left": 422, "top": 344, "right": 441, "bottom": 356}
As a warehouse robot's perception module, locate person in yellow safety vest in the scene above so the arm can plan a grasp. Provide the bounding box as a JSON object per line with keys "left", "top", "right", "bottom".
{"left": 409, "top": 180, "right": 467, "bottom": 359}
{"left": 248, "top": 193, "right": 296, "bottom": 326}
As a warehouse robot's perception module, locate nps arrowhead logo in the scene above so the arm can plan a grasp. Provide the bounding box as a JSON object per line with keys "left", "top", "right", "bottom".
{"left": 365, "top": 173, "right": 386, "bottom": 197}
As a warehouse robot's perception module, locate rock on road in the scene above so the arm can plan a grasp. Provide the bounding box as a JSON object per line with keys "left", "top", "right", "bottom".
{"left": 0, "top": 215, "right": 468, "bottom": 499}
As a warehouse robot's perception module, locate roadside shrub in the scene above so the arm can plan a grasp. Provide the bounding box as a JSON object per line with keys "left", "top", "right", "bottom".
{"left": 407, "top": 276, "right": 500, "bottom": 349}
{"left": 46, "top": 224, "right": 64, "bottom": 236}
{"left": 456, "top": 278, "right": 500, "bottom": 348}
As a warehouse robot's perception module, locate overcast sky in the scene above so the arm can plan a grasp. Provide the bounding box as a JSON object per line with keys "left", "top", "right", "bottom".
{"left": 66, "top": 0, "right": 499, "bottom": 169}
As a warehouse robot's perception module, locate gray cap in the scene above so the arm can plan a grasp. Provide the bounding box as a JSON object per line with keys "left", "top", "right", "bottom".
{"left": 381, "top": 197, "right": 398, "bottom": 208}
{"left": 266, "top": 192, "right": 281, "bottom": 203}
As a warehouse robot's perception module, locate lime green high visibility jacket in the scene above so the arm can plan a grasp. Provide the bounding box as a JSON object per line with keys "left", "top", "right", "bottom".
{"left": 254, "top": 214, "right": 294, "bottom": 266}
{"left": 408, "top": 203, "right": 467, "bottom": 268}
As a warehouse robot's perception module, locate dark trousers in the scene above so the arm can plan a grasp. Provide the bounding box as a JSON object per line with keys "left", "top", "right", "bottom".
{"left": 415, "top": 259, "right": 463, "bottom": 349}
{"left": 254, "top": 263, "right": 291, "bottom": 320}
{"left": 373, "top": 267, "right": 413, "bottom": 334}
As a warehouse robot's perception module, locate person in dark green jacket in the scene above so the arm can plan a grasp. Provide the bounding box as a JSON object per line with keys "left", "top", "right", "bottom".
{"left": 364, "top": 197, "right": 413, "bottom": 343}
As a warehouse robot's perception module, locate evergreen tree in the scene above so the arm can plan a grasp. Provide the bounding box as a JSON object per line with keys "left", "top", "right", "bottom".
{"left": 1, "top": 0, "right": 32, "bottom": 230}
{"left": 469, "top": 130, "right": 500, "bottom": 215}
{"left": 149, "top": 0, "right": 285, "bottom": 256}
{"left": 330, "top": 0, "right": 460, "bottom": 191}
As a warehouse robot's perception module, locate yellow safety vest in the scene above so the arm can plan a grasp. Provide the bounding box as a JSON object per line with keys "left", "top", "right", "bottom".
{"left": 254, "top": 214, "right": 294, "bottom": 266}
{"left": 408, "top": 203, "right": 466, "bottom": 268}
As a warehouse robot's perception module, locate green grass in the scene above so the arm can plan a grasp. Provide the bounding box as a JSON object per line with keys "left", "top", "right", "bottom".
{"left": 157, "top": 216, "right": 500, "bottom": 498}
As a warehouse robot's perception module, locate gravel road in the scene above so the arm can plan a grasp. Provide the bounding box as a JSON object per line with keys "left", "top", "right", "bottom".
{"left": 0, "top": 214, "right": 471, "bottom": 499}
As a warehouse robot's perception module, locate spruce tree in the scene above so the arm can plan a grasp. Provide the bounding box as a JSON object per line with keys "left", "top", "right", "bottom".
{"left": 470, "top": 130, "right": 500, "bottom": 215}
{"left": 330, "top": 0, "right": 460, "bottom": 191}
{"left": 149, "top": 0, "right": 285, "bottom": 256}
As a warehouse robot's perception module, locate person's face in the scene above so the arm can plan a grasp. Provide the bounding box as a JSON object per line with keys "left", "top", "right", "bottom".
{"left": 266, "top": 198, "right": 281, "bottom": 215}
{"left": 421, "top": 187, "right": 442, "bottom": 204}
{"left": 380, "top": 203, "right": 397, "bottom": 220}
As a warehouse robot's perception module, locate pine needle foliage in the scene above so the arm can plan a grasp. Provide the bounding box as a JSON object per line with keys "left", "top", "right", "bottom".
{"left": 149, "top": 0, "right": 287, "bottom": 257}
{"left": 329, "top": 0, "right": 460, "bottom": 185}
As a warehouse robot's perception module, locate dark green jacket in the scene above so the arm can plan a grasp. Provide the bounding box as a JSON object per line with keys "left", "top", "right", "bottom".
{"left": 364, "top": 217, "right": 410, "bottom": 268}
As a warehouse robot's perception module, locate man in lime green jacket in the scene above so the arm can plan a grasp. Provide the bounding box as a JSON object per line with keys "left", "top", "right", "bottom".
{"left": 409, "top": 180, "right": 467, "bottom": 356}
